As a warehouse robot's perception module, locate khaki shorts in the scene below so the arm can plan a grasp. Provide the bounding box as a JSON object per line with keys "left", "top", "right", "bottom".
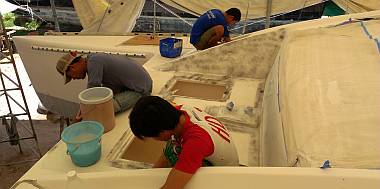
{"left": 194, "top": 27, "right": 217, "bottom": 50}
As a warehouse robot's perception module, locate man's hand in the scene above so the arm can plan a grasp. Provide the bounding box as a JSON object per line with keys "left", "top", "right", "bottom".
{"left": 154, "top": 153, "right": 193, "bottom": 189}
{"left": 75, "top": 109, "right": 82, "bottom": 122}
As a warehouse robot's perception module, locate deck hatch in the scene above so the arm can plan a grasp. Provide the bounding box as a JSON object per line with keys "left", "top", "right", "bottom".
{"left": 170, "top": 80, "right": 228, "bottom": 101}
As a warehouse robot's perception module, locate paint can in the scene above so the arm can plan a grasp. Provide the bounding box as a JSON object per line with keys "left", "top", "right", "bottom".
{"left": 78, "top": 87, "right": 115, "bottom": 133}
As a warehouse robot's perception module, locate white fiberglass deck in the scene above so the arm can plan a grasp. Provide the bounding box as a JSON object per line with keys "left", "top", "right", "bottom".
{"left": 11, "top": 10, "right": 380, "bottom": 189}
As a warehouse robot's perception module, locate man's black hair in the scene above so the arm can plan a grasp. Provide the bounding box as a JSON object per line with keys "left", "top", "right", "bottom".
{"left": 129, "top": 96, "right": 181, "bottom": 139}
{"left": 226, "top": 8, "right": 241, "bottom": 22}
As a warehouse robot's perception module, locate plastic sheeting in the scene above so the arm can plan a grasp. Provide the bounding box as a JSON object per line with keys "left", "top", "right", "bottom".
{"left": 72, "top": 0, "right": 108, "bottom": 30}
{"left": 332, "top": 0, "right": 380, "bottom": 13}
{"left": 278, "top": 19, "right": 380, "bottom": 168}
{"left": 72, "top": 0, "right": 145, "bottom": 33}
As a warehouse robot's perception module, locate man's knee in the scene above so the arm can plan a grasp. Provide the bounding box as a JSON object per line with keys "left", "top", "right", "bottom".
{"left": 212, "top": 25, "right": 224, "bottom": 38}
{"left": 113, "top": 91, "right": 143, "bottom": 113}
{"left": 195, "top": 25, "right": 224, "bottom": 50}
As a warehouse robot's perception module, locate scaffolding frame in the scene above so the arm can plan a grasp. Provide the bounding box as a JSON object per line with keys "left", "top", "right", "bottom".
{"left": 0, "top": 12, "right": 41, "bottom": 157}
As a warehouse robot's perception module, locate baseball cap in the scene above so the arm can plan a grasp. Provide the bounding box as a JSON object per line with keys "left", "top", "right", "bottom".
{"left": 56, "top": 52, "right": 81, "bottom": 84}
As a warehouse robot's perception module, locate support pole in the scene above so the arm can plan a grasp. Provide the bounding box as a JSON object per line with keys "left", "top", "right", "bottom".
{"left": 153, "top": 0, "right": 157, "bottom": 38}
{"left": 49, "top": 0, "right": 60, "bottom": 32}
{"left": 242, "top": 2, "right": 250, "bottom": 34}
{"left": 265, "top": 0, "right": 273, "bottom": 29}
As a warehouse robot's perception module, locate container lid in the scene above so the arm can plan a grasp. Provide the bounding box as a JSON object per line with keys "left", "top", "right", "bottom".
{"left": 78, "top": 87, "right": 113, "bottom": 105}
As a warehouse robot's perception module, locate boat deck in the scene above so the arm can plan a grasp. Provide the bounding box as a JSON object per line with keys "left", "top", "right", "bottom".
{"left": 12, "top": 34, "right": 263, "bottom": 184}
{"left": 10, "top": 10, "right": 380, "bottom": 188}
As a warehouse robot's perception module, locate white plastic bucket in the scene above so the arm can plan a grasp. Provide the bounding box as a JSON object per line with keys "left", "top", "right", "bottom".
{"left": 78, "top": 87, "right": 115, "bottom": 133}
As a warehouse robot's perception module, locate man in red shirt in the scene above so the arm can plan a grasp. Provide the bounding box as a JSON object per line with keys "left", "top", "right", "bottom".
{"left": 129, "top": 96, "right": 239, "bottom": 189}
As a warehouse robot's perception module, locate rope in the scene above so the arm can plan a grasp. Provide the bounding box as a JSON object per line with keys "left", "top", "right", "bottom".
{"left": 242, "top": 2, "right": 250, "bottom": 34}
{"left": 154, "top": 1, "right": 193, "bottom": 27}
{"left": 97, "top": 0, "right": 112, "bottom": 32}
{"left": 153, "top": 0, "right": 157, "bottom": 36}
{"left": 297, "top": 0, "right": 309, "bottom": 21}
{"left": 10, "top": 0, "right": 48, "bottom": 23}
{"left": 230, "top": 12, "right": 289, "bottom": 31}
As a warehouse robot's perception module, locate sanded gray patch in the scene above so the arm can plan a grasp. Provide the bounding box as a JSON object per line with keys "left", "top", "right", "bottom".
{"left": 158, "top": 29, "right": 286, "bottom": 79}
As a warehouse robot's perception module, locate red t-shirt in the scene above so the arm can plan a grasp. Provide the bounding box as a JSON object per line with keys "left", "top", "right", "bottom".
{"left": 174, "top": 110, "right": 214, "bottom": 174}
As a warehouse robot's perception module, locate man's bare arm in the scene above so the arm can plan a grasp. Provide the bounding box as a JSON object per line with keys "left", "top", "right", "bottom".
{"left": 160, "top": 168, "right": 193, "bottom": 189}
{"left": 153, "top": 153, "right": 170, "bottom": 168}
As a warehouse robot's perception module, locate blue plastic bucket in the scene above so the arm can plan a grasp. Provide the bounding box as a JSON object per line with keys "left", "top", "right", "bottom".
{"left": 61, "top": 121, "right": 104, "bottom": 167}
{"left": 159, "top": 37, "right": 183, "bottom": 58}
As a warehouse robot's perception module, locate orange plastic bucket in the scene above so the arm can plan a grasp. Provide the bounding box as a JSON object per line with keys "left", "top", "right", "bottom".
{"left": 78, "top": 87, "right": 115, "bottom": 133}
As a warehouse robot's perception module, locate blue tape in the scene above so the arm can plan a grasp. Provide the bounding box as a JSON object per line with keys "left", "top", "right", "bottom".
{"left": 359, "top": 21, "right": 380, "bottom": 53}
{"left": 374, "top": 38, "right": 380, "bottom": 53}
{"left": 360, "top": 21, "right": 372, "bottom": 39}
{"left": 320, "top": 160, "right": 331, "bottom": 169}
{"left": 336, "top": 18, "right": 353, "bottom": 27}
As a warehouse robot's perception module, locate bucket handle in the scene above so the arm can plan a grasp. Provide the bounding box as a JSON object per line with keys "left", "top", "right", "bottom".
{"left": 66, "top": 138, "right": 102, "bottom": 155}
{"left": 67, "top": 144, "right": 80, "bottom": 155}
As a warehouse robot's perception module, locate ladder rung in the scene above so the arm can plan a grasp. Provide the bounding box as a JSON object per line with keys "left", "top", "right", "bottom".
{"left": 0, "top": 72, "right": 20, "bottom": 87}
{"left": 1, "top": 53, "right": 11, "bottom": 56}
{"left": 0, "top": 61, "right": 12, "bottom": 64}
{"left": 0, "top": 52, "right": 10, "bottom": 55}
{"left": 0, "top": 88, "right": 20, "bottom": 92}
{"left": 0, "top": 55, "right": 12, "bottom": 61}
{"left": 0, "top": 137, "right": 36, "bottom": 143}
{"left": 0, "top": 113, "right": 28, "bottom": 119}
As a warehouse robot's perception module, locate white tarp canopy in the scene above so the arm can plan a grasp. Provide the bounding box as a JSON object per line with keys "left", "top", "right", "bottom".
{"left": 72, "top": 0, "right": 380, "bottom": 33}
{"left": 161, "top": 0, "right": 323, "bottom": 18}
{"left": 161, "top": 0, "right": 380, "bottom": 18}
{"left": 72, "top": 0, "right": 145, "bottom": 33}
{"left": 332, "top": 0, "right": 380, "bottom": 13}
{"left": 0, "top": 0, "right": 20, "bottom": 15}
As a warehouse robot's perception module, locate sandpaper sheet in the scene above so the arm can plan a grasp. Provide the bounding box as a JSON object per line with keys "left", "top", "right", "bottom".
{"left": 119, "top": 35, "right": 163, "bottom": 46}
